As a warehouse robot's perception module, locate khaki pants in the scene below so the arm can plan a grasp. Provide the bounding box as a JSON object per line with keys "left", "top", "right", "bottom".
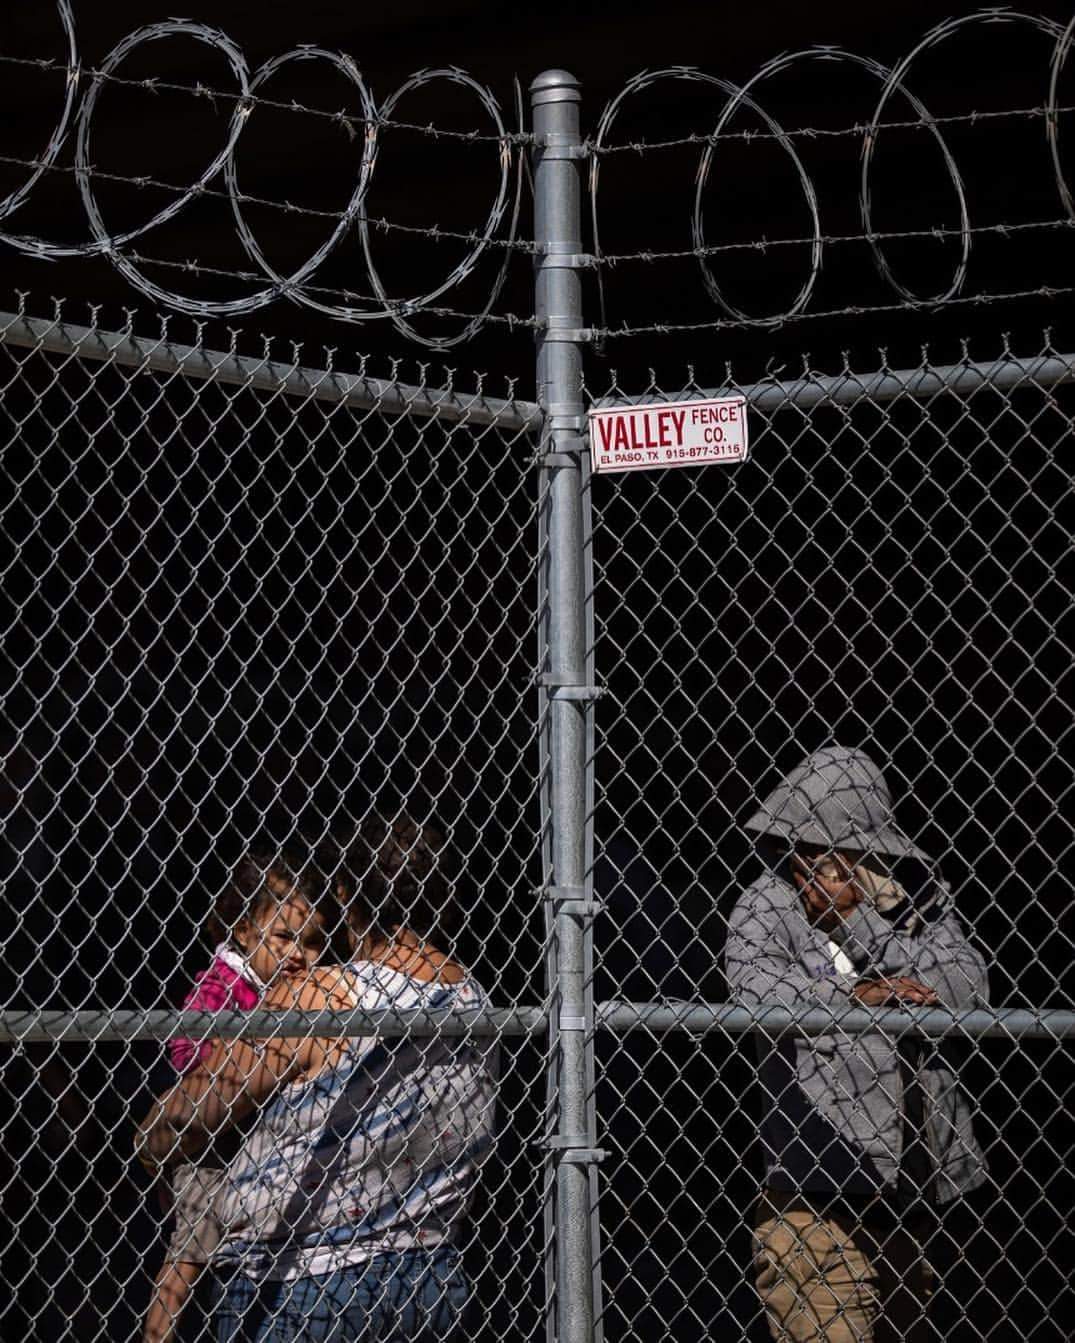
{"left": 753, "top": 1199, "right": 934, "bottom": 1343}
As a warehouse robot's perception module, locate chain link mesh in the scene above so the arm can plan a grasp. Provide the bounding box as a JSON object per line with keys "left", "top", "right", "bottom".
{"left": 0, "top": 307, "right": 548, "bottom": 1342}
{"left": 3, "top": 302, "right": 1075, "bottom": 1342}
{"left": 588, "top": 352, "right": 1074, "bottom": 1341}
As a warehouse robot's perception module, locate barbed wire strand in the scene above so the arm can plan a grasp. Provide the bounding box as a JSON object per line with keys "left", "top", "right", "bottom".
{"left": 591, "top": 102, "right": 1075, "bottom": 154}
{"left": 0, "top": 51, "right": 533, "bottom": 148}
{"left": 0, "top": 151, "right": 539, "bottom": 256}
{"left": 7, "top": 51, "right": 1075, "bottom": 153}
{"left": 4, "top": 150, "right": 1074, "bottom": 335}
{"left": 10, "top": 231, "right": 1067, "bottom": 338}
{"left": 594, "top": 216, "right": 1075, "bottom": 265}
{"left": 22, "top": 247, "right": 546, "bottom": 332}
{"left": 591, "top": 284, "right": 1075, "bottom": 341}
{"left": 11, "top": 148, "right": 1075, "bottom": 263}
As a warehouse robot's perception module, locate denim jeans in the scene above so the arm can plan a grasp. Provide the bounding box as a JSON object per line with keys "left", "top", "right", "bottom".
{"left": 215, "top": 1247, "right": 468, "bottom": 1343}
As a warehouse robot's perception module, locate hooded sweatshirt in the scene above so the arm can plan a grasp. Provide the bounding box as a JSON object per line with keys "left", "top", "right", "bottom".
{"left": 724, "top": 746, "right": 988, "bottom": 1205}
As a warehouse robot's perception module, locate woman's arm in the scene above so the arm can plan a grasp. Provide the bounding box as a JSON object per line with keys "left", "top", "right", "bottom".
{"left": 135, "top": 968, "right": 353, "bottom": 1168}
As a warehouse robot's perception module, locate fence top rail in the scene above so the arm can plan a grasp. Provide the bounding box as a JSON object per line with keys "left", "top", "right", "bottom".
{"left": 731, "top": 352, "right": 1075, "bottom": 413}
{"left": 597, "top": 1001, "right": 1075, "bottom": 1040}
{"left": 2, "top": 1002, "right": 1072, "bottom": 1044}
{"left": 0, "top": 308, "right": 543, "bottom": 433}
{"left": 593, "top": 351, "right": 1075, "bottom": 415}
{"left": 8, "top": 310, "right": 1071, "bottom": 434}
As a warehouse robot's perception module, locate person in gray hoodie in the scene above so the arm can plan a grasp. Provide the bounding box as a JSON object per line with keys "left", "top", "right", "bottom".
{"left": 724, "top": 745, "right": 988, "bottom": 1343}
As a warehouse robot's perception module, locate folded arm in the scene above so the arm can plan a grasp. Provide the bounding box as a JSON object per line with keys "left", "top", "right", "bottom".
{"left": 135, "top": 968, "right": 353, "bottom": 1168}
{"left": 725, "top": 892, "right": 850, "bottom": 1008}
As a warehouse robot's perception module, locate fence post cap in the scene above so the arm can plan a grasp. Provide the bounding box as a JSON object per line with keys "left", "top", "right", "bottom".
{"left": 530, "top": 69, "right": 582, "bottom": 104}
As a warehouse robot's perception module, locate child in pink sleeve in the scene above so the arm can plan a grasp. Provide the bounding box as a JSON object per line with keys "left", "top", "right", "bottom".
{"left": 143, "top": 850, "right": 333, "bottom": 1343}
{"left": 169, "top": 945, "right": 264, "bottom": 1076}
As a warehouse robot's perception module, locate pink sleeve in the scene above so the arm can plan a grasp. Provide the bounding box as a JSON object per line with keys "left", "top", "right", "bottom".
{"left": 168, "top": 960, "right": 261, "bottom": 1073}
{"left": 230, "top": 975, "right": 262, "bottom": 1011}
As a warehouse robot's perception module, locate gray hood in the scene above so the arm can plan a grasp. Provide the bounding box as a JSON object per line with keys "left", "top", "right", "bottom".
{"left": 744, "top": 744, "right": 932, "bottom": 865}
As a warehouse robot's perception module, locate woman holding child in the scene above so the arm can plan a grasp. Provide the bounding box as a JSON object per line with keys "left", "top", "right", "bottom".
{"left": 137, "top": 816, "right": 496, "bottom": 1343}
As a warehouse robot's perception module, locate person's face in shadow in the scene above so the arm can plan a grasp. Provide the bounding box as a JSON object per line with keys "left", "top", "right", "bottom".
{"left": 790, "top": 847, "right": 862, "bottom": 934}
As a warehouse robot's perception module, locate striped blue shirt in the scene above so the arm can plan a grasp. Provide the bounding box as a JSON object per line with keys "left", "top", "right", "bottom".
{"left": 212, "top": 962, "right": 496, "bottom": 1281}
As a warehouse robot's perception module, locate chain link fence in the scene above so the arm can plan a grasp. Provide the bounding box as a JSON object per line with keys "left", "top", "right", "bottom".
{"left": 588, "top": 350, "right": 1075, "bottom": 1341}
{"left": 0, "top": 305, "right": 552, "bottom": 1342}
{"left": 5, "top": 304, "right": 1072, "bottom": 1341}
{"left": 2, "top": 34, "right": 1075, "bottom": 1343}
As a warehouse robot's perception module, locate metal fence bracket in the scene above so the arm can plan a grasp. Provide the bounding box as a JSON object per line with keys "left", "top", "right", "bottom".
{"left": 540, "top": 885, "right": 604, "bottom": 917}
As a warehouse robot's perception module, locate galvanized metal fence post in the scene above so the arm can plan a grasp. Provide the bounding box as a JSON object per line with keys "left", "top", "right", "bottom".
{"left": 532, "top": 68, "right": 602, "bottom": 1343}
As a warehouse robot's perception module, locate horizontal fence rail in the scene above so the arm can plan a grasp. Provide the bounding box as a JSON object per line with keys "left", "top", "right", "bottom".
{"left": 7, "top": 306, "right": 1071, "bottom": 425}
{"left": 0, "top": 1007, "right": 549, "bottom": 1044}
{"left": 4, "top": 1003, "right": 1075, "bottom": 1044}
{"left": 594, "top": 1003, "right": 1075, "bottom": 1040}
{"left": 593, "top": 350, "right": 1075, "bottom": 412}
{"left": 723, "top": 352, "right": 1075, "bottom": 411}
{"left": 0, "top": 308, "right": 543, "bottom": 431}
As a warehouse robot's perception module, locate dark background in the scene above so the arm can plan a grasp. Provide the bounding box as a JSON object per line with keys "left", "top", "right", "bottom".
{"left": 2, "top": 2, "right": 1075, "bottom": 1340}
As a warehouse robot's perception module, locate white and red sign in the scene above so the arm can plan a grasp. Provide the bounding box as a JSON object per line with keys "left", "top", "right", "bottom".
{"left": 589, "top": 396, "right": 748, "bottom": 474}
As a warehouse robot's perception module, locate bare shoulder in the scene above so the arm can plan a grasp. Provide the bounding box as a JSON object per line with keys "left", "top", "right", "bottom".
{"left": 422, "top": 949, "right": 466, "bottom": 984}
{"left": 262, "top": 966, "right": 356, "bottom": 1013}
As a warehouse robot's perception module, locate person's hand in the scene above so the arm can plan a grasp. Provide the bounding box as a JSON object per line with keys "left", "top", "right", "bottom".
{"left": 133, "top": 1116, "right": 167, "bottom": 1175}
{"left": 791, "top": 851, "right": 862, "bottom": 934}
{"left": 852, "top": 977, "right": 939, "bottom": 1006}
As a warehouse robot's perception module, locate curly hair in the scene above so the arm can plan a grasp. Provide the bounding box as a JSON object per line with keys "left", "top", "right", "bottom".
{"left": 205, "top": 845, "right": 341, "bottom": 951}
{"left": 334, "top": 814, "right": 460, "bottom": 949}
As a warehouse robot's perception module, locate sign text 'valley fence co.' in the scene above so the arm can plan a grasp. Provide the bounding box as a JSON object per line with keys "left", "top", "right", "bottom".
{"left": 589, "top": 396, "right": 749, "bottom": 474}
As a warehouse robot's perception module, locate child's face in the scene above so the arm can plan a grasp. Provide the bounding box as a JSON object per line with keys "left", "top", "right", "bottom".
{"left": 236, "top": 897, "right": 326, "bottom": 985}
